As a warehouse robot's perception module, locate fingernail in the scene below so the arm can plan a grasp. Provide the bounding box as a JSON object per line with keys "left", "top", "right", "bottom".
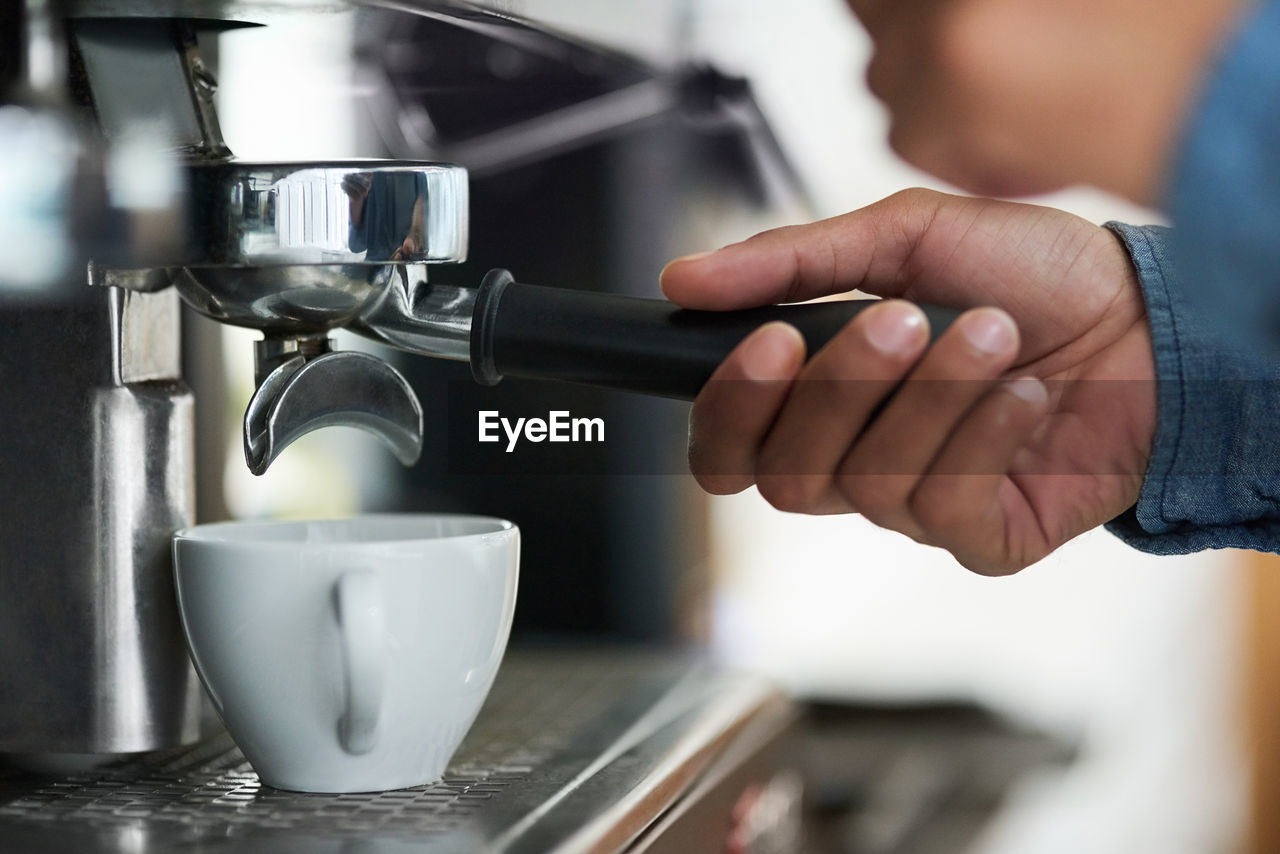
{"left": 863, "top": 301, "right": 926, "bottom": 354}
{"left": 962, "top": 309, "right": 1017, "bottom": 355}
{"left": 741, "top": 322, "right": 804, "bottom": 381}
{"left": 1006, "top": 376, "right": 1046, "bottom": 405}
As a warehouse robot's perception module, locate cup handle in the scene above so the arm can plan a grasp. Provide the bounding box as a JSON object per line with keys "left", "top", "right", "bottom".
{"left": 334, "top": 571, "right": 385, "bottom": 755}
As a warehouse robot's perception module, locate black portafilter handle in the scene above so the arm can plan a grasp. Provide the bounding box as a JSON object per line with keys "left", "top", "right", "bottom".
{"left": 469, "top": 269, "right": 962, "bottom": 401}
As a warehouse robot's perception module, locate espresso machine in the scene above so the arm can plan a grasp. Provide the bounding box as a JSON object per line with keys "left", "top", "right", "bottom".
{"left": 4, "top": 0, "right": 953, "bottom": 761}
{"left": 0, "top": 6, "right": 1078, "bottom": 853}
{"left": 0, "top": 0, "right": 482, "bottom": 757}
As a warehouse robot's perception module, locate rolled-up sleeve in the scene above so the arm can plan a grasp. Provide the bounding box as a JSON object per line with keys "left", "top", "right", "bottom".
{"left": 1104, "top": 223, "right": 1280, "bottom": 554}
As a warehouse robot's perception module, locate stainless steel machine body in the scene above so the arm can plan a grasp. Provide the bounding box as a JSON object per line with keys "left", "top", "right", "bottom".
{"left": 0, "top": 0, "right": 471, "bottom": 755}
{"left": 0, "top": 4, "right": 216, "bottom": 755}
{"left": 0, "top": 285, "right": 198, "bottom": 753}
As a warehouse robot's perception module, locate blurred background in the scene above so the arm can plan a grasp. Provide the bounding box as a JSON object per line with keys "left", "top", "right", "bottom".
{"left": 201, "top": 0, "right": 1258, "bottom": 851}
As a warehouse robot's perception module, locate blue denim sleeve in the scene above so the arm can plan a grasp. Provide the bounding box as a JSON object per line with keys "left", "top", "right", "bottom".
{"left": 1102, "top": 0, "right": 1280, "bottom": 553}
{"left": 1165, "top": 0, "right": 1280, "bottom": 357}
{"left": 1103, "top": 223, "right": 1280, "bottom": 554}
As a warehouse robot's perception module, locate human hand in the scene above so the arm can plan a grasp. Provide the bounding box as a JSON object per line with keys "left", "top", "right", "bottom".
{"left": 392, "top": 196, "right": 427, "bottom": 261}
{"left": 661, "top": 189, "right": 1155, "bottom": 574}
{"left": 845, "top": 0, "right": 1247, "bottom": 204}
{"left": 391, "top": 233, "right": 422, "bottom": 262}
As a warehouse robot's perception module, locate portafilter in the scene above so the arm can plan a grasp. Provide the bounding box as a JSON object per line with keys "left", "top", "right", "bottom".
{"left": 150, "top": 160, "right": 958, "bottom": 474}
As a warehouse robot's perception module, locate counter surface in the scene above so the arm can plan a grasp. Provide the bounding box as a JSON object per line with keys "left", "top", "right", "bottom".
{"left": 0, "top": 648, "right": 795, "bottom": 853}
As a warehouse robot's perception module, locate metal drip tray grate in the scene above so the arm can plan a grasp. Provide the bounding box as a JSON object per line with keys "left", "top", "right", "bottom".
{"left": 0, "top": 649, "right": 782, "bottom": 854}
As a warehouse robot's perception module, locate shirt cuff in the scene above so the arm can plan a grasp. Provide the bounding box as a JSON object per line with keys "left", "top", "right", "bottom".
{"left": 1103, "top": 222, "right": 1280, "bottom": 555}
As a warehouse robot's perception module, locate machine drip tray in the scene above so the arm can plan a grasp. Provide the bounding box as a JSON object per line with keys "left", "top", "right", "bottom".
{"left": 0, "top": 649, "right": 797, "bottom": 853}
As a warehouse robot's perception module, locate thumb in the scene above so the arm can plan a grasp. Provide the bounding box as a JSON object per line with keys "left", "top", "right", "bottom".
{"left": 660, "top": 188, "right": 946, "bottom": 311}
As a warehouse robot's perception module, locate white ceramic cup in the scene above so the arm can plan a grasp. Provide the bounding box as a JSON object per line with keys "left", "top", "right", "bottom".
{"left": 172, "top": 514, "right": 519, "bottom": 793}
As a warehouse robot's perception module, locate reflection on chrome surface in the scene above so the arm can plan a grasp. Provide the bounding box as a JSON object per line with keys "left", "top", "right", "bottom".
{"left": 164, "top": 160, "right": 469, "bottom": 338}
{"left": 169, "top": 262, "right": 401, "bottom": 333}
{"left": 184, "top": 160, "right": 468, "bottom": 267}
